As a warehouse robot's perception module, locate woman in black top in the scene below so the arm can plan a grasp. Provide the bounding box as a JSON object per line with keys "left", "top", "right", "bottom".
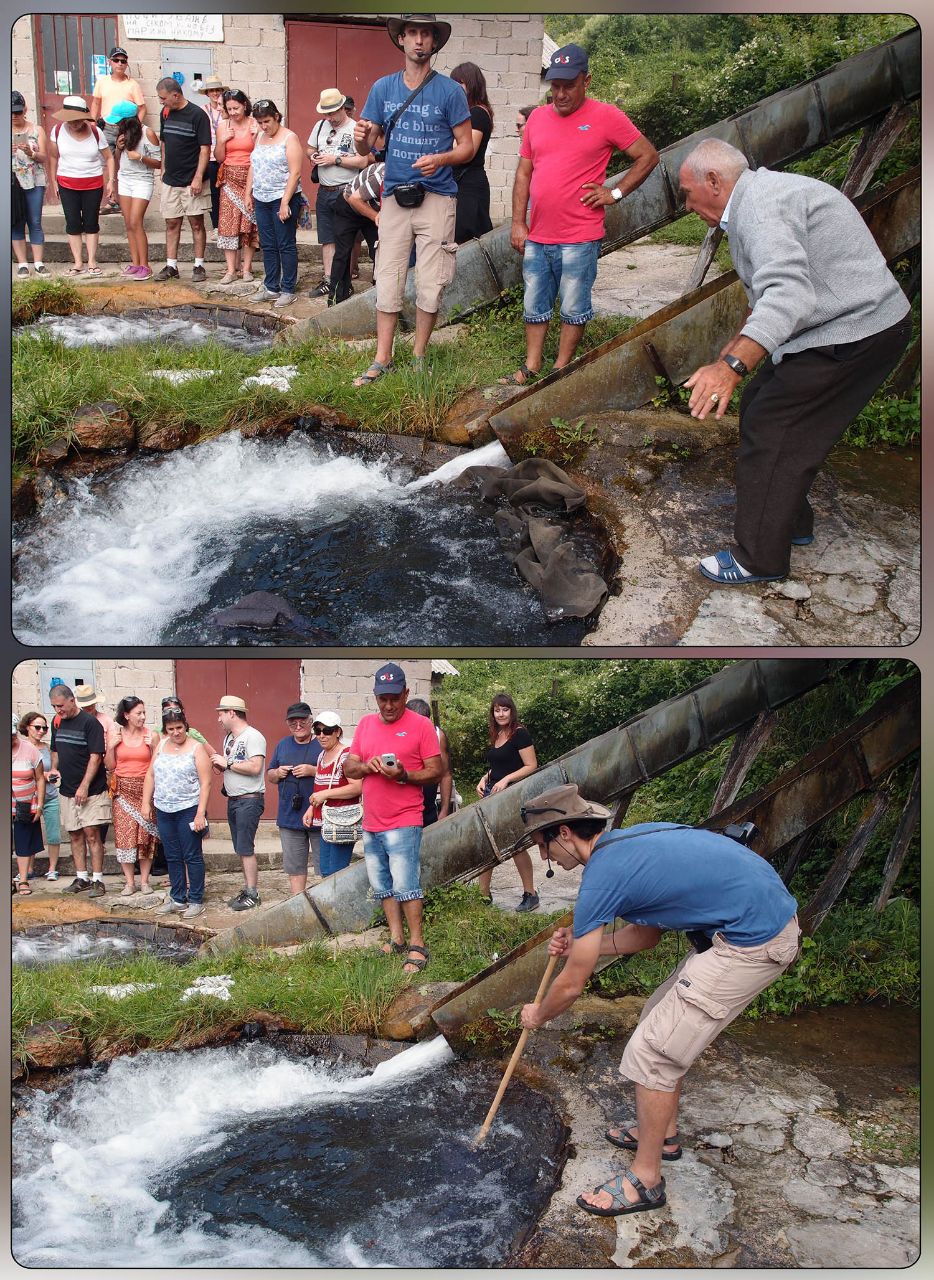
{"left": 476, "top": 693, "right": 539, "bottom": 910}
{"left": 450, "top": 62, "right": 493, "bottom": 245}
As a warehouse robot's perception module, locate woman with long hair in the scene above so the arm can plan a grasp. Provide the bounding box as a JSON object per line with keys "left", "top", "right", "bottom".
{"left": 449, "top": 62, "right": 494, "bottom": 245}
{"left": 18, "top": 712, "right": 60, "bottom": 880}
{"left": 214, "top": 89, "right": 259, "bottom": 284}
{"left": 12, "top": 713, "right": 45, "bottom": 895}
{"left": 111, "top": 102, "right": 161, "bottom": 279}
{"left": 11, "top": 90, "right": 49, "bottom": 277}
{"left": 105, "top": 696, "right": 160, "bottom": 896}
{"left": 475, "top": 693, "right": 539, "bottom": 910}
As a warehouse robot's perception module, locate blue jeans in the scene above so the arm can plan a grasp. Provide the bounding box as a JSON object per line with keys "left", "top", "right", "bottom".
{"left": 155, "top": 804, "right": 205, "bottom": 905}
{"left": 362, "top": 826, "right": 423, "bottom": 902}
{"left": 12, "top": 184, "right": 45, "bottom": 244}
{"left": 320, "top": 836, "right": 354, "bottom": 878}
{"left": 522, "top": 238, "right": 601, "bottom": 325}
{"left": 254, "top": 194, "right": 301, "bottom": 294}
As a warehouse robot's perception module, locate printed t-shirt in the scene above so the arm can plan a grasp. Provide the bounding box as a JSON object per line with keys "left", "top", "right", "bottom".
{"left": 160, "top": 101, "right": 211, "bottom": 186}
{"left": 268, "top": 734, "right": 323, "bottom": 829}
{"left": 307, "top": 117, "right": 356, "bottom": 187}
{"left": 50, "top": 710, "right": 106, "bottom": 798}
{"left": 485, "top": 725, "right": 534, "bottom": 787}
{"left": 572, "top": 822, "right": 798, "bottom": 946}
{"left": 361, "top": 71, "right": 469, "bottom": 197}
{"left": 12, "top": 741, "right": 43, "bottom": 810}
{"left": 92, "top": 74, "right": 144, "bottom": 121}
{"left": 222, "top": 726, "right": 267, "bottom": 796}
{"left": 521, "top": 98, "right": 641, "bottom": 244}
{"left": 349, "top": 709, "right": 441, "bottom": 831}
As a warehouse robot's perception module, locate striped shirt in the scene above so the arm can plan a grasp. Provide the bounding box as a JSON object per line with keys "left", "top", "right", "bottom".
{"left": 12, "top": 741, "right": 42, "bottom": 816}
{"left": 347, "top": 161, "right": 385, "bottom": 210}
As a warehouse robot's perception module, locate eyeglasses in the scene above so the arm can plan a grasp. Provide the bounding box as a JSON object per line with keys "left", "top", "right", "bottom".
{"left": 314, "top": 725, "right": 338, "bottom": 735}
{"left": 287, "top": 716, "right": 310, "bottom": 724}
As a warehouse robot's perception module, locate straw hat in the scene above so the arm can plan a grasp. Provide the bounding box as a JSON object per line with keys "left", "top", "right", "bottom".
{"left": 74, "top": 683, "right": 105, "bottom": 708}
{"left": 316, "top": 87, "right": 347, "bottom": 114}
{"left": 52, "top": 95, "right": 92, "bottom": 122}
{"left": 216, "top": 695, "right": 248, "bottom": 713}
{"left": 198, "top": 74, "right": 229, "bottom": 94}
{"left": 386, "top": 13, "right": 452, "bottom": 51}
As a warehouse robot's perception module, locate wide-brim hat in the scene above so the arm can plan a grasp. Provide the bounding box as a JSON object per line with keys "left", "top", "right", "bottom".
{"left": 198, "top": 74, "right": 229, "bottom": 93}
{"left": 74, "top": 683, "right": 104, "bottom": 708}
{"left": 316, "top": 87, "right": 347, "bottom": 114}
{"left": 216, "top": 695, "right": 248, "bottom": 713}
{"left": 52, "top": 95, "right": 92, "bottom": 122}
{"left": 520, "top": 783, "right": 611, "bottom": 836}
{"left": 386, "top": 13, "right": 452, "bottom": 51}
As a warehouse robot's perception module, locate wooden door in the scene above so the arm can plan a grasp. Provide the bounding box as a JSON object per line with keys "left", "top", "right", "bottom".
{"left": 174, "top": 659, "right": 302, "bottom": 822}
{"left": 285, "top": 18, "right": 401, "bottom": 209}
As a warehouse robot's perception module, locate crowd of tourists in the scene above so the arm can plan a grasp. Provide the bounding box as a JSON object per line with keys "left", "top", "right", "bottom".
{"left": 11, "top": 664, "right": 544, "bottom": 952}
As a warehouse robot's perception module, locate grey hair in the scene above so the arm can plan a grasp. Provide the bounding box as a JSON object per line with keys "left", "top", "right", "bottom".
{"left": 682, "top": 138, "right": 749, "bottom": 183}
{"left": 156, "top": 76, "right": 184, "bottom": 95}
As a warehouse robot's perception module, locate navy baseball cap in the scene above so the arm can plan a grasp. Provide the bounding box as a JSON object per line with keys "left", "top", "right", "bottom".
{"left": 544, "top": 43, "right": 589, "bottom": 81}
{"left": 374, "top": 663, "right": 407, "bottom": 694}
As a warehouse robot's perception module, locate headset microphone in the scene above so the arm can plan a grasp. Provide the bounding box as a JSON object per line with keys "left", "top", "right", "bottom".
{"left": 545, "top": 857, "right": 555, "bottom": 879}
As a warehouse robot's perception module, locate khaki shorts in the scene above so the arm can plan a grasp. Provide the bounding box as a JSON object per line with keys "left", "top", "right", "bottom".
{"left": 620, "top": 915, "right": 801, "bottom": 1091}
{"left": 160, "top": 182, "right": 212, "bottom": 219}
{"left": 375, "top": 190, "right": 457, "bottom": 314}
{"left": 60, "top": 791, "right": 112, "bottom": 832}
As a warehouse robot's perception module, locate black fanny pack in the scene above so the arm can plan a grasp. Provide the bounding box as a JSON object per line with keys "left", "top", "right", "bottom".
{"left": 393, "top": 182, "right": 425, "bottom": 208}
{"left": 15, "top": 800, "right": 33, "bottom": 822}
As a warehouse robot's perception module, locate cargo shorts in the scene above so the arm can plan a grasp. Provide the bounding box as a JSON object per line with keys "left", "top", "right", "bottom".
{"left": 620, "top": 914, "right": 801, "bottom": 1091}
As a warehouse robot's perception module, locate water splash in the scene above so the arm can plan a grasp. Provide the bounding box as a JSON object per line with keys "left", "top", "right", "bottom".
{"left": 405, "top": 438, "right": 511, "bottom": 490}
{"left": 25, "top": 312, "right": 275, "bottom": 352}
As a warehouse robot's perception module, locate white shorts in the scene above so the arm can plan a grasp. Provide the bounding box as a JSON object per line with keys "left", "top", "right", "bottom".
{"left": 118, "top": 175, "right": 154, "bottom": 201}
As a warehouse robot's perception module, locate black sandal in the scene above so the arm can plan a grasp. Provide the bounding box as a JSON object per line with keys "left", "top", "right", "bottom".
{"left": 577, "top": 1170, "right": 666, "bottom": 1217}
{"left": 403, "top": 945, "right": 429, "bottom": 973}
{"left": 606, "top": 1126, "right": 682, "bottom": 1160}
{"left": 381, "top": 940, "right": 408, "bottom": 956}
{"left": 497, "top": 362, "right": 541, "bottom": 387}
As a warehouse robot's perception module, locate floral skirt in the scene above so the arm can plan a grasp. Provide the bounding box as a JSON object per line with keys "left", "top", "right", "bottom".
{"left": 217, "top": 163, "right": 259, "bottom": 251}
{"left": 112, "top": 775, "right": 159, "bottom": 864}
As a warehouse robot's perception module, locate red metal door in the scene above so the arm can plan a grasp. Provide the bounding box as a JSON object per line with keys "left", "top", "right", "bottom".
{"left": 286, "top": 19, "right": 401, "bottom": 209}
{"left": 174, "top": 659, "right": 302, "bottom": 821}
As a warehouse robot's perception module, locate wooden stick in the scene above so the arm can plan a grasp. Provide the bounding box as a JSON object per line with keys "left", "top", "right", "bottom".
{"left": 473, "top": 951, "right": 560, "bottom": 1147}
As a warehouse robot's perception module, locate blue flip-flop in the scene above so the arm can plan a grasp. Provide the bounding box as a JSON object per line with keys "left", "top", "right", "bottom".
{"left": 699, "top": 549, "right": 783, "bottom": 585}
{"left": 791, "top": 534, "right": 814, "bottom": 546}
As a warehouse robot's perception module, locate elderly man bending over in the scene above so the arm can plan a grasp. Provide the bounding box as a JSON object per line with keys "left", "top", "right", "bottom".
{"left": 679, "top": 139, "right": 911, "bottom": 586}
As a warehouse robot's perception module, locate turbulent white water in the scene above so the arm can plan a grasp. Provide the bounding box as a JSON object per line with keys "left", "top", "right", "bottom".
{"left": 28, "top": 313, "right": 273, "bottom": 350}
{"left": 12, "top": 932, "right": 136, "bottom": 966}
{"left": 13, "top": 434, "right": 404, "bottom": 644}
{"left": 405, "top": 438, "right": 511, "bottom": 490}
{"left": 12, "top": 1039, "right": 455, "bottom": 1268}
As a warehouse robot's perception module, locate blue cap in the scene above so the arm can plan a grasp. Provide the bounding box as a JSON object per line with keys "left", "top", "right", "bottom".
{"left": 104, "top": 99, "right": 140, "bottom": 125}
{"left": 373, "top": 663, "right": 407, "bottom": 694}
{"left": 544, "top": 43, "right": 589, "bottom": 81}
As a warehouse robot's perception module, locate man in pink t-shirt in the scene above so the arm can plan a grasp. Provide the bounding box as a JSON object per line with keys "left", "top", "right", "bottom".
{"left": 501, "top": 44, "right": 659, "bottom": 388}
{"left": 345, "top": 663, "right": 442, "bottom": 974}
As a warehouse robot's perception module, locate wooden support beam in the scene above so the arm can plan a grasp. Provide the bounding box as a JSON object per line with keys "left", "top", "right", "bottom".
{"left": 778, "top": 828, "right": 819, "bottom": 887}
{"left": 800, "top": 789, "right": 891, "bottom": 934}
{"left": 686, "top": 225, "right": 724, "bottom": 293}
{"left": 709, "top": 712, "right": 775, "bottom": 815}
{"left": 874, "top": 764, "right": 920, "bottom": 911}
{"left": 841, "top": 103, "right": 915, "bottom": 199}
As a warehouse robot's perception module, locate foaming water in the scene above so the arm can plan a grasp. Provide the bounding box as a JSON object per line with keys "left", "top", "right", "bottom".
{"left": 12, "top": 932, "right": 136, "bottom": 966}
{"left": 13, "top": 1039, "right": 564, "bottom": 1268}
{"left": 26, "top": 312, "right": 275, "bottom": 352}
{"left": 14, "top": 433, "right": 586, "bottom": 645}
{"left": 405, "top": 438, "right": 511, "bottom": 490}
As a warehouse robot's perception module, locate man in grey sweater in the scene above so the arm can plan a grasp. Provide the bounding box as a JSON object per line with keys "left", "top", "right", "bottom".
{"left": 679, "top": 139, "right": 911, "bottom": 585}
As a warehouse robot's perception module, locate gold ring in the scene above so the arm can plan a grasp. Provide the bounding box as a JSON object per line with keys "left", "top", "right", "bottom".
{"left": 709, "top": 393, "right": 720, "bottom": 405}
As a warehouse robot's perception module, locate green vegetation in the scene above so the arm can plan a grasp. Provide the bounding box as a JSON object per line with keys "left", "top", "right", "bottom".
{"left": 12, "top": 277, "right": 83, "bottom": 325}
{"left": 11, "top": 283, "right": 632, "bottom": 475}
{"left": 648, "top": 214, "right": 733, "bottom": 273}
{"left": 518, "top": 415, "right": 599, "bottom": 468}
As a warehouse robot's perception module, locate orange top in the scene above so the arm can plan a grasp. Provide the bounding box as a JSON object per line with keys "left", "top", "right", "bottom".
{"left": 114, "top": 732, "right": 154, "bottom": 778}
{"left": 224, "top": 125, "right": 257, "bottom": 166}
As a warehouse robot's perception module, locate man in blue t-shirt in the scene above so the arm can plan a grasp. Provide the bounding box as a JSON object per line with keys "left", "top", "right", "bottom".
{"left": 266, "top": 701, "right": 323, "bottom": 894}
{"left": 517, "top": 783, "right": 800, "bottom": 1220}
{"left": 352, "top": 14, "right": 472, "bottom": 386}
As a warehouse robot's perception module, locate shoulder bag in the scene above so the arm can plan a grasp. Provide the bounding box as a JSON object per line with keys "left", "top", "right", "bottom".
{"left": 320, "top": 750, "right": 363, "bottom": 845}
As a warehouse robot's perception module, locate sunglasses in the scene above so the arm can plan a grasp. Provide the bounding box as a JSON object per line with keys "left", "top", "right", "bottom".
{"left": 30, "top": 723, "right": 49, "bottom": 732}
{"left": 314, "top": 725, "right": 338, "bottom": 735}
{"left": 111, "top": 58, "right": 128, "bottom": 63}
{"left": 254, "top": 100, "right": 274, "bottom": 114}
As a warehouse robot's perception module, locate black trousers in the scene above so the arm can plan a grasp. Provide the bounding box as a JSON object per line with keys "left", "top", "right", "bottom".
{"left": 732, "top": 312, "right": 912, "bottom": 576}
{"left": 329, "top": 202, "right": 378, "bottom": 305}
{"left": 207, "top": 160, "right": 221, "bottom": 230}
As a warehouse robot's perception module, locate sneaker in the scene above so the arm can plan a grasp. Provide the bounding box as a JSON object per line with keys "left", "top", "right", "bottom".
{"left": 63, "top": 876, "right": 91, "bottom": 893}
{"left": 273, "top": 292, "right": 295, "bottom": 309}
{"left": 515, "top": 891, "right": 540, "bottom": 913}
{"left": 88, "top": 880, "right": 106, "bottom": 898}
{"left": 132, "top": 267, "right": 153, "bottom": 282}
{"left": 122, "top": 264, "right": 137, "bottom": 275}
{"left": 44, "top": 869, "right": 59, "bottom": 881}
{"left": 229, "top": 888, "right": 260, "bottom": 911}
{"left": 154, "top": 264, "right": 180, "bottom": 282}
{"left": 33, "top": 263, "right": 49, "bottom": 276}
{"left": 155, "top": 897, "right": 186, "bottom": 915}
{"left": 254, "top": 285, "right": 280, "bottom": 301}
{"left": 191, "top": 264, "right": 207, "bottom": 282}
{"left": 311, "top": 277, "right": 331, "bottom": 297}
{"left": 182, "top": 902, "right": 206, "bottom": 919}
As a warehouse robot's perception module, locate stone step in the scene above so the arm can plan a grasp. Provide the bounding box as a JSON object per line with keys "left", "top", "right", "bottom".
{"left": 24, "top": 230, "right": 330, "bottom": 266}
{"left": 26, "top": 824, "right": 301, "bottom": 877}
{"left": 42, "top": 205, "right": 322, "bottom": 237}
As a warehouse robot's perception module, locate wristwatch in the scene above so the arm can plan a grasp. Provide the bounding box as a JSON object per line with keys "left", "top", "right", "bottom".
{"left": 721, "top": 353, "right": 749, "bottom": 377}
{"left": 610, "top": 186, "right": 623, "bottom": 202}
{"left": 225, "top": 760, "right": 232, "bottom": 771}
{"left": 335, "top": 155, "right": 343, "bottom": 166}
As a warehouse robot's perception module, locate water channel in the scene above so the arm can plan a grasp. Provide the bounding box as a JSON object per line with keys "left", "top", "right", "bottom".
{"left": 25, "top": 309, "right": 278, "bottom": 352}
{"left": 13, "top": 433, "right": 592, "bottom": 646}
{"left": 12, "top": 1037, "right": 566, "bottom": 1268}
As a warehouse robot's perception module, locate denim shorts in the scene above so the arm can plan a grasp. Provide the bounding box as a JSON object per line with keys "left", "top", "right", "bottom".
{"left": 362, "top": 826, "right": 423, "bottom": 902}
{"left": 522, "top": 238, "right": 601, "bottom": 326}
{"left": 227, "top": 792, "right": 265, "bottom": 855}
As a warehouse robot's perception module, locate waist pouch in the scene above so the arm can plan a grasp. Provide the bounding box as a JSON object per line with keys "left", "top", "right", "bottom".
{"left": 393, "top": 182, "right": 425, "bottom": 208}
